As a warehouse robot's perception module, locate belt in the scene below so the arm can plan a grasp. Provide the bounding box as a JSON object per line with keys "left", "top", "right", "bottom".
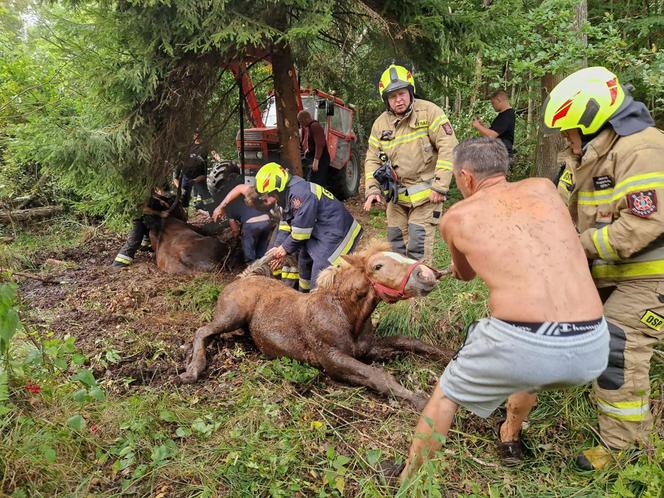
{"left": 499, "top": 318, "right": 603, "bottom": 337}
{"left": 246, "top": 214, "right": 270, "bottom": 224}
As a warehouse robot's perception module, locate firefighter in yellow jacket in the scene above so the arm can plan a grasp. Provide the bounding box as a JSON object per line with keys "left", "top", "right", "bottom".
{"left": 544, "top": 66, "right": 664, "bottom": 470}
{"left": 364, "top": 64, "right": 458, "bottom": 263}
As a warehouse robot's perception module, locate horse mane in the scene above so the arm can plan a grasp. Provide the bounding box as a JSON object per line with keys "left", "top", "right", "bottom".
{"left": 237, "top": 252, "right": 275, "bottom": 279}
{"left": 315, "top": 239, "right": 390, "bottom": 290}
{"left": 356, "top": 239, "right": 391, "bottom": 259}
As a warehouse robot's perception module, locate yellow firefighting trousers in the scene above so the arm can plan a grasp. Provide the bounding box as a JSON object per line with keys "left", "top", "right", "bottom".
{"left": 386, "top": 201, "right": 441, "bottom": 264}
{"left": 595, "top": 280, "right": 663, "bottom": 449}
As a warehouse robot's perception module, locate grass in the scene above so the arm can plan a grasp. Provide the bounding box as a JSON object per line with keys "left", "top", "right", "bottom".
{"left": 0, "top": 215, "right": 96, "bottom": 270}
{"left": 166, "top": 277, "right": 224, "bottom": 321}
{"left": 1, "top": 220, "right": 663, "bottom": 497}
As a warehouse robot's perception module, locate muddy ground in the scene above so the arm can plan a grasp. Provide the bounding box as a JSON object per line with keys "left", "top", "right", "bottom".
{"left": 16, "top": 196, "right": 383, "bottom": 396}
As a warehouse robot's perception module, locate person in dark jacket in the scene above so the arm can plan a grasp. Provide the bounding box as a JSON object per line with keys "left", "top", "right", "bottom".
{"left": 298, "top": 110, "right": 331, "bottom": 189}
{"left": 255, "top": 162, "right": 362, "bottom": 291}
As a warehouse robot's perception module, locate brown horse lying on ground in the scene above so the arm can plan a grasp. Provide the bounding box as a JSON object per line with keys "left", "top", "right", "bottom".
{"left": 179, "top": 243, "right": 453, "bottom": 408}
{"left": 143, "top": 201, "right": 228, "bottom": 275}
{"left": 149, "top": 218, "right": 227, "bottom": 274}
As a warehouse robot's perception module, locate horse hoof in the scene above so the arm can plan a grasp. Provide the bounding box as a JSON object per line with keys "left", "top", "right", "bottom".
{"left": 412, "top": 394, "right": 428, "bottom": 411}
{"left": 178, "top": 373, "right": 197, "bottom": 384}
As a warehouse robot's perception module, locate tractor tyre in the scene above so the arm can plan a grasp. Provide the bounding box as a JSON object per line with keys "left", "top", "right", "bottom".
{"left": 330, "top": 152, "right": 361, "bottom": 200}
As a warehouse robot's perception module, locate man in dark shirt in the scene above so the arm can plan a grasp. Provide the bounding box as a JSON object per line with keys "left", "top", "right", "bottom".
{"left": 472, "top": 90, "right": 516, "bottom": 157}
{"left": 297, "top": 110, "right": 331, "bottom": 188}
{"left": 211, "top": 178, "right": 272, "bottom": 264}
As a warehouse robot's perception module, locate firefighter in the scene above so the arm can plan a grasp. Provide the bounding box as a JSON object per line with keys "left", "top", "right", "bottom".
{"left": 364, "top": 64, "right": 459, "bottom": 263}
{"left": 543, "top": 66, "right": 664, "bottom": 470}
{"left": 256, "top": 162, "right": 362, "bottom": 291}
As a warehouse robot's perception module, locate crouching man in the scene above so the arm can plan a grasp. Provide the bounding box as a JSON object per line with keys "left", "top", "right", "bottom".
{"left": 400, "top": 138, "right": 610, "bottom": 480}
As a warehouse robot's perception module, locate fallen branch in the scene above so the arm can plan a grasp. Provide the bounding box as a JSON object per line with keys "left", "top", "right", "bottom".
{"left": 0, "top": 205, "right": 64, "bottom": 224}
{"left": 1, "top": 269, "right": 63, "bottom": 285}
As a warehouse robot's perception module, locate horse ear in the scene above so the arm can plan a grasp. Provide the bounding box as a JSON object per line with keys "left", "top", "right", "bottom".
{"left": 340, "top": 254, "right": 364, "bottom": 268}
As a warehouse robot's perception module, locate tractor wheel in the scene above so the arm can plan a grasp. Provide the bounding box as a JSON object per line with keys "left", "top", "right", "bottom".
{"left": 331, "top": 153, "right": 361, "bottom": 200}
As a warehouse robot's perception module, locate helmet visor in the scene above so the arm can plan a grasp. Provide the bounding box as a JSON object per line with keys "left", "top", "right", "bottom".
{"left": 540, "top": 94, "right": 563, "bottom": 137}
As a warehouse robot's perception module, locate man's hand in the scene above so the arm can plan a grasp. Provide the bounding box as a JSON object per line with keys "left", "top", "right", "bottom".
{"left": 212, "top": 204, "right": 226, "bottom": 222}
{"left": 364, "top": 194, "right": 384, "bottom": 211}
{"left": 268, "top": 245, "right": 287, "bottom": 259}
{"left": 312, "top": 158, "right": 319, "bottom": 172}
{"left": 266, "top": 246, "right": 287, "bottom": 271}
{"left": 471, "top": 117, "right": 483, "bottom": 130}
{"left": 429, "top": 191, "right": 446, "bottom": 204}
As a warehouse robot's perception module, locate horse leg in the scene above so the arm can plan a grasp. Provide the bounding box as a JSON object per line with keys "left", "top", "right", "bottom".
{"left": 179, "top": 311, "right": 246, "bottom": 384}
{"left": 320, "top": 349, "right": 427, "bottom": 410}
{"left": 364, "top": 336, "right": 454, "bottom": 363}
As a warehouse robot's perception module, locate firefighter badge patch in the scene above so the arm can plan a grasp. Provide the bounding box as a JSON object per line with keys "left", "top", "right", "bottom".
{"left": 627, "top": 190, "right": 657, "bottom": 218}
{"left": 290, "top": 197, "right": 303, "bottom": 210}
{"left": 442, "top": 122, "right": 454, "bottom": 135}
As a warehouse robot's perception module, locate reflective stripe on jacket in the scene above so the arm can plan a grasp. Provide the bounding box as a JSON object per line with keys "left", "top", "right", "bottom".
{"left": 364, "top": 99, "right": 458, "bottom": 207}
{"left": 274, "top": 177, "right": 362, "bottom": 261}
{"left": 562, "top": 126, "right": 664, "bottom": 285}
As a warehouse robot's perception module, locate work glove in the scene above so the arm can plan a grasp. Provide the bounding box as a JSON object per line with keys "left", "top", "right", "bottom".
{"left": 373, "top": 152, "right": 399, "bottom": 204}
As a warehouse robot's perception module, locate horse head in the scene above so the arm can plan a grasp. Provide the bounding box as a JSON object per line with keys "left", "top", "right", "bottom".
{"left": 316, "top": 242, "right": 444, "bottom": 303}
{"left": 362, "top": 250, "right": 443, "bottom": 303}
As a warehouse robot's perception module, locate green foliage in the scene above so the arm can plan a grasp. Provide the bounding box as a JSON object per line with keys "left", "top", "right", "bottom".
{"left": 167, "top": 276, "right": 222, "bottom": 319}
{"left": 0, "top": 283, "right": 20, "bottom": 357}
{"left": 257, "top": 357, "right": 321, "bottom": 385}
{"left": 610, "top": 438, "right": 664, "bottom": 498}
{"left": 3, "top": 0, "right": 664, "bottom": 222}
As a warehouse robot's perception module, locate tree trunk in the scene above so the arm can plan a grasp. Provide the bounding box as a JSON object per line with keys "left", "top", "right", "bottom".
{"left": 535, "top": 73, "right": 564, "bottom": 179}
{"left": 272, "top": 42, "right": 302, "bottom": 177}
{"left": 575, "top": 0, "right": 588, "bottom": 66}
{"left": 469, "top": 54, "right": 483, "bottom": 109}
{"left": 527, "top": 73, "right": 533, "bottom": 140}
{"left": 0, "top": 205, "right": 64, "bottom": 224}
{"left": 536, "top": 1, "right": 587, "bottom": 178}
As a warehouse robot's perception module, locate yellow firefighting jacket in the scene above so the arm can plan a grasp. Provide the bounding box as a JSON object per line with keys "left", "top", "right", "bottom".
{"left": 556, "top": 148, "right": 579, "bottom": 206}
{"left": 559, "top": 126, "right": 664, "bottom": 286}
{"left": 364, "top": 99, "right": 458, "bottom": 207}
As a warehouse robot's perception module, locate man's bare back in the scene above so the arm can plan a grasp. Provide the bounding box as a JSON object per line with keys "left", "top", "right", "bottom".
{"left": 441, "top": 177, "right": 602, "bottom": 322}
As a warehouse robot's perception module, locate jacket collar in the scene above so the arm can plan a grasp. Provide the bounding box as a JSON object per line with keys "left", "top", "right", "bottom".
{"left": 582, "top": 128, "right": 620, "bottom": 165}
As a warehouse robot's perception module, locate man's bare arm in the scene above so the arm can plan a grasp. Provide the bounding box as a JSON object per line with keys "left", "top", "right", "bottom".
{"left": 440, "top": 211, "right": 476, "bottom": 281}
{"left": 449, "top": 244, "right": 476, "bottom": 281}
{"left": 212, "top": 184, "right": 251, "bottom": 221}
{"left": 471, "top": 118, "right": 499, "bottom": 139}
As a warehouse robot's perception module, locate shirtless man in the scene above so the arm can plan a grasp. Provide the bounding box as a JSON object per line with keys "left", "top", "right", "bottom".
{"left": 400, "top": 137, "right": 610, "bottom": 480}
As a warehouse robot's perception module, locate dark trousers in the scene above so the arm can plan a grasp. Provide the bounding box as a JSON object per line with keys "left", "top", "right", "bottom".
{"left": 116, "top": 218, "right": 148, "bottom": 260}
{"left": 241, "top": 220, "right": 271, "bottom": 263}
{"left": 306, "top": 147, "right": 331, "bottom": 189}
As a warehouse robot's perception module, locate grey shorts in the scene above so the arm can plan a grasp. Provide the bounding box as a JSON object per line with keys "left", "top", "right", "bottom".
{"left": 440, "top": 317, "right": 610, "bottom": 418}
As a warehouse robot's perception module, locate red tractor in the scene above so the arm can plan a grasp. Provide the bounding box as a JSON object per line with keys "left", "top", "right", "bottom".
{"left": 232, "top": 64, "right": 361, "bottom": 200}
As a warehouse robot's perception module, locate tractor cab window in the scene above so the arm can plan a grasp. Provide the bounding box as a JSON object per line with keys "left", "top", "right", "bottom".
{"left": 330, "top": 105, "right": 352, "bottom": 135}
{"left": 262, "top": 96, "right": 277, "bottom": 127}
